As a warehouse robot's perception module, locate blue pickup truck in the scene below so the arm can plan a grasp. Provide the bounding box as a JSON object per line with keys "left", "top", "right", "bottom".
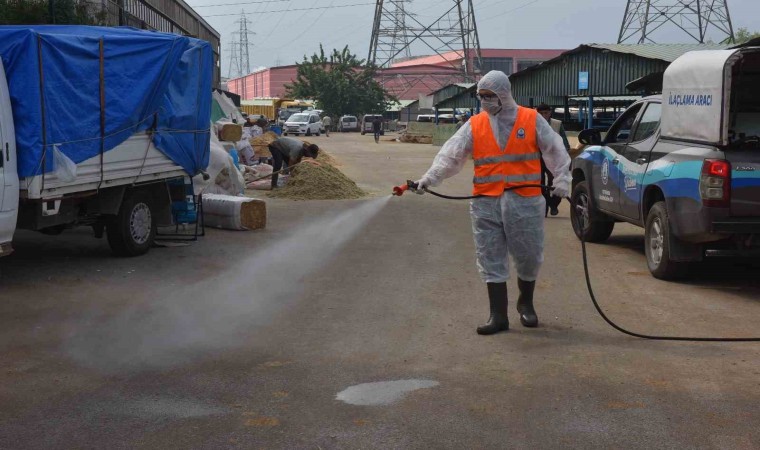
{"left": 570, "top": 47, "right": 760, "bottom": 279}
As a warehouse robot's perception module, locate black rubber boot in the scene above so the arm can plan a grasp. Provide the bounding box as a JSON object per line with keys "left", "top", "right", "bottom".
{"left": 477, "top": 282, "right": 509, "bottom": 335}
{"left": 517, "top": 279, "right": 538, "bottom": 328}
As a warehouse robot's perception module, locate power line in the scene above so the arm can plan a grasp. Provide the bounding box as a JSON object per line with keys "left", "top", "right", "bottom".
{"left": 268, "top": 0, "right": 336, "bottom": 51}
{"left": 202, "top": 2, "right": 374, "bottom": 16}
{"left": 478, "top": 0, "right": 539, "bottom": 23}
{"left": 191, "top": 0, "right": 289, "bottom": 7}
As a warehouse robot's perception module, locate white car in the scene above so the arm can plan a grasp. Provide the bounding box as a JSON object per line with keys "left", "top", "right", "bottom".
{"left": 283, "top": 112, "right": 322, "bottom": 136}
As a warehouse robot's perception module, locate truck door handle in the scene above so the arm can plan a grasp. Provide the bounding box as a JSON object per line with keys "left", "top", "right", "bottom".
{"left": 636, "top": 157, "right": 647, "bottom": 165}
{"left": 612, "top": 158, "right": 619, "bottom": 165}
{"left": 5, "top": 142, "right": 8, "bottom": 162}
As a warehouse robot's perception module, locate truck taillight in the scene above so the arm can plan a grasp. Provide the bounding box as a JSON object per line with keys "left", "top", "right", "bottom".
{"left": 700, "top": 159, "right": 731, "bottom": 207}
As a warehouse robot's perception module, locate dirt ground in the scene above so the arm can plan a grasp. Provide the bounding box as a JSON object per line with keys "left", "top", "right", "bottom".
{"left": 0, "top": 132, "right": 758, "bottom": 449}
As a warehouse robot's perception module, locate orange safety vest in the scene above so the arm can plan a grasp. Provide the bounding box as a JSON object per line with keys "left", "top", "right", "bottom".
{"left": 470, "top": 107, "right": 542, "bottom": 197}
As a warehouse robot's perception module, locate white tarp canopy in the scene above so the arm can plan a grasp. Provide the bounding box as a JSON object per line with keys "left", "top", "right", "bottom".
{"left": 661, "top": 49, "right": 742, "bottom": 145}
{"left": 213, "top": 91, "right": 244, "bottom": 123}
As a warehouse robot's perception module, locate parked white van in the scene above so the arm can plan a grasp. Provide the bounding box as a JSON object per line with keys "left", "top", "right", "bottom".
{"left": 338, "top": 115, "right": 359, "bottom": 132}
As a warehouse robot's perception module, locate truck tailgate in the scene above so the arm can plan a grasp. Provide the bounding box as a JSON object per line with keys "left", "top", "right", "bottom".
{"left": 728, "top": 150, "right": 760, "bottom": 216}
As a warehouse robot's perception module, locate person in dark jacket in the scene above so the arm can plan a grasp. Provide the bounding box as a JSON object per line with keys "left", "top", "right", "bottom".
{"left": 536, "top": 103, "right": 571, "bottom": 216}
{"left": 267, "top": 137, "right": 319, "bottom": 189}
{"left": 372, "top": 116, "right": 383, "bottom": 143}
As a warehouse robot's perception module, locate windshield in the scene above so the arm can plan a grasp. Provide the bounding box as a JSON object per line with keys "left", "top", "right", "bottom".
{"left": 342, "top": 117, "right": 356, "bottom": 122}
{"left": 278, "top": 110, "right": 292, "bottom": 119}
{"left": 288, "top": 114, "right": 309, "bottom": 122}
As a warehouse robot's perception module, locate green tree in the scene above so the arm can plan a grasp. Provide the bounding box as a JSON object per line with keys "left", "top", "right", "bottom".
{"left": 0, "top": 0, "right": 106, "bottom": 25}
{"left": 285, "top": 46, "right": 395, "bottom": 118}
{"left": 735, "top": 27, "right": 760, "bottom": 44}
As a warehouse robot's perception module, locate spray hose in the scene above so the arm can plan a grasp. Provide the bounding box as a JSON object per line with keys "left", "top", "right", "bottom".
{"left": 392, "top": 180, "right": 760, "bottom": 342}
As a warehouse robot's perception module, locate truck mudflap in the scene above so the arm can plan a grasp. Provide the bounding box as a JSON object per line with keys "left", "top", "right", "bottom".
{"left": 0, "top": 242, "right": 12, "bottom": 257}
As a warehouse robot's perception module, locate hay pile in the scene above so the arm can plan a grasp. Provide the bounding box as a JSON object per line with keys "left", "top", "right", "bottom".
{"left": 250, "top": 131, "right": 278, "bottom": 157}
{"left": 400, "top": 134, "right": 433, "bottom": 144}
{"left": 268, "top": 151, "right": 366, "bottom": 200}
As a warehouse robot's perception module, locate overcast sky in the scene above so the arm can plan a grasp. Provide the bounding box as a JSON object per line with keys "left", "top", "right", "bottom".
{"left": 186, "top": 0, "right": 758, "bottom": 78}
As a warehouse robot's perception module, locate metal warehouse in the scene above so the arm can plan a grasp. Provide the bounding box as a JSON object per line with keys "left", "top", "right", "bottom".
{"left": 509, "top": 43, "right": 726, "bottom": 127}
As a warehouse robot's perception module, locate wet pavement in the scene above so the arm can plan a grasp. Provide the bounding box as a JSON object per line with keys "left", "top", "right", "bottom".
{"left": 1, "top": 132, "right": 759, "bottom": 449}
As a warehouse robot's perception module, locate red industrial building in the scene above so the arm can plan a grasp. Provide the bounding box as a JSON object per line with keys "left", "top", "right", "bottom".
{"left": 226, "top": 48, "right": 567, "bottom": 101}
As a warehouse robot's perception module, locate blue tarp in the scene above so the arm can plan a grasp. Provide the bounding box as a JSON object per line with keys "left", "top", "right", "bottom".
{"left": 0, "top": 26, "right": 211, "bottom": 178}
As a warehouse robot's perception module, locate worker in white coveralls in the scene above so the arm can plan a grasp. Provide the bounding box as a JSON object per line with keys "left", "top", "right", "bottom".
{"left": 413, "top": 70, "right": 571, "bottom": 335}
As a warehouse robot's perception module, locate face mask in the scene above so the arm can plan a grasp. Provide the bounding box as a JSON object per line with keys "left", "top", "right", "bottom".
{"left": 481, "top": 98, "right": 502, "bottom": 115}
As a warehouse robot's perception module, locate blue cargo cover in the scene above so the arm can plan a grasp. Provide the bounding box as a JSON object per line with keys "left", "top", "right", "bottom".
{"left": 0, "top": 26, "right": 211, "bottom": 178}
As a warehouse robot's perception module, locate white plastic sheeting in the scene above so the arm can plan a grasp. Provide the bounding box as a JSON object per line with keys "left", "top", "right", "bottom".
{"left": 661, "top": 49, "right": 740, "bottom": 145}
{"left": 193, "top": 131, "right": 245, "bottom": 196}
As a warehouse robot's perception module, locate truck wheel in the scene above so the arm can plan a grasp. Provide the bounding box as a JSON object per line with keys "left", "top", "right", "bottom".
{"left": 306, "top": 129, "right": 312, "bottom": 136}
{"left": 106, "top": 190, "right": 156, "bottom": 257}
{"left": 645, "top": 202, "right": 687, "bottom": 280}
{"left": 570, "top": 181, "right": 614, "bottom": 243}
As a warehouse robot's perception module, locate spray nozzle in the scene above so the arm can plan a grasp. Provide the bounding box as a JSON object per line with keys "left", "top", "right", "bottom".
{"left": 392, "top": 180, "right": 419, "bottom": 196}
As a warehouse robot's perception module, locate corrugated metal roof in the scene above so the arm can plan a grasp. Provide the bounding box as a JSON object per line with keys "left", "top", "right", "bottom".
{"left": 387, "top": 99, "right": 417, "bottom": 112}
{"left": 588, "top": 43, "right": 728, "bottom": 62}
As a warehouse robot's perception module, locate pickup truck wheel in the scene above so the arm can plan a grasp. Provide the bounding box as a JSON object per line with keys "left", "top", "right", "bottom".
{"left": 570, "top": 181, "right": 614, "bottom": 242}
{"left": 645, "top": 201, "right": 687, "bottom": 280}
{"left": 306, "top": 129, "right": 312, "bottom": 137}
{"left": 106, "top": 191, "right": 156, "bottom": 257}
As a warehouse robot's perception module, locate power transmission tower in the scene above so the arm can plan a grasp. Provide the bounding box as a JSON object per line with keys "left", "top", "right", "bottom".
{"left": 227, "top": 41, "right": 240, "bottom": 79}
{"left": 235, "top": 11, "right": 253, "bottom": 75}
{"left": 227, "top": 11, "right": 255, "bottom": 79}
{"left": 370, "top": 0, "right": 413, "bottom": 66}
{"left": 618, "top": 0, "right": 735, "bottom": 44}
{"left": 368, "top": 0, "right": 482, "bottom": 98}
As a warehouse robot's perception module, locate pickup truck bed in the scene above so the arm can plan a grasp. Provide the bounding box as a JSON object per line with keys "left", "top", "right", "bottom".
{"left": 21, "top": 134, "right": 185, "bottom": 200}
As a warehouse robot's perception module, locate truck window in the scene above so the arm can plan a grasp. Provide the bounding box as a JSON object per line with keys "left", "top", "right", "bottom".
{"left": 632, "top": 103, "right": 661, "bottom": 142}
{"left": 606, "top": 103, "right": 642, "bottom": 144}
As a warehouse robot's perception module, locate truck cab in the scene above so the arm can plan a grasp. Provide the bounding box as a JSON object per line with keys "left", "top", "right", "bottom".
{"left": 0, "top": 60, "right": 18, "bottom": 256}
{"left": 571, "top": 46, "right": 760, "bottom": 279}
{"left": 0, "top": 26, "right": 211, "bottom": 258}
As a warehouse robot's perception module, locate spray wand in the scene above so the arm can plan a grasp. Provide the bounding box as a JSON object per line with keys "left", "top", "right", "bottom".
{"left": 393, "top": 180, "right": 549, "bottom": 199}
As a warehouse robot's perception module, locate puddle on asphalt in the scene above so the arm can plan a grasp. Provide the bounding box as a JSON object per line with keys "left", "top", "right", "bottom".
{"left": 336, "top": 379, "right": 439, "bottom": 406}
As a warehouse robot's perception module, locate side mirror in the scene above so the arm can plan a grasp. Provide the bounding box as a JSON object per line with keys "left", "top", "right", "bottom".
{"left": 578, "top": 128, "right": 602, "bottom": 146}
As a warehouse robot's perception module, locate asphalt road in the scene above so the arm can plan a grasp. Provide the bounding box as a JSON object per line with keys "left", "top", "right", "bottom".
{"left": 1, "top": 132, "right": 759, "bottom": 449}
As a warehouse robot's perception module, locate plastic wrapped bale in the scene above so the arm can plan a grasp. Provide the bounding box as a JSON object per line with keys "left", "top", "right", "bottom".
{"left": 220, "top": 123, "right": 243, "bottom": 142}
{"left": 202, "top": 194, "right": 266, "bottom": 230}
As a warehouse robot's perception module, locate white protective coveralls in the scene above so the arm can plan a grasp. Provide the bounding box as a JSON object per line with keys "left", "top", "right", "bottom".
{"left": 417, "top": 71, "right": 571, "bottom": 283}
